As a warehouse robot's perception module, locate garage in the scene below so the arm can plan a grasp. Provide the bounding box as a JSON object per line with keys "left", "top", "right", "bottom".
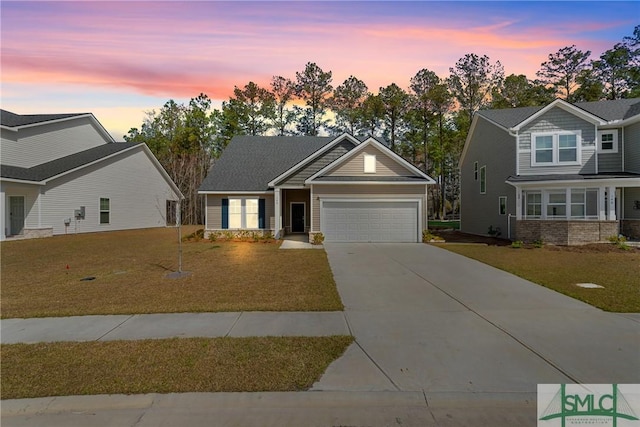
{"left": 321, "top": 200, "right": 419, "bottom": 242}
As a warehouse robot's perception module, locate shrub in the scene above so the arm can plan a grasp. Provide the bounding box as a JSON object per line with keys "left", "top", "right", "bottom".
{"left": 208, "top": 231, "right": 220, "bottom": 242}
{"left": 222, "top": 230, "right": 235, "bottom": 241}
{"left": 312, "top": 233, "right": 325, "bottom": 245}
{"left": 422, "top": 230, "right": 444, "bottom": 243}
{"left": 609, "top": 235, "right": 630, "bottom": 250}
{"left": 511, "top": 240, "right": 524, "bottom": 249}
{"left": 487, "top": 225, "right": 501, "bottom": 237}
{"left": 533, "top": 239, "right": 544, "bottom": 248}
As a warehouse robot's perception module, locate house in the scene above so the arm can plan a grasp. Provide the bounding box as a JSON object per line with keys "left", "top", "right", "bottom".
{"left": 198, "top": 134, "right": 435, "bottom": 242}
{"left": 460, "top": 98, "right": 640, "bottom": 245}
{"left": 0, "top": 109, "right": 182, "bottom": 240}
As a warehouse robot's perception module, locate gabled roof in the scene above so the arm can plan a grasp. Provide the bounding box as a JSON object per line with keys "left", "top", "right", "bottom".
{"left": 199, "top": 135, "right": 334, "bottom": 192}
{"left": 1, "top": 109, "right": 90, "bottom": 127}
{"left": 1, "top": 142, "right": 140, "bottom": 183}
{"left": 1, "top": 109, "right": 115, "bottom": 142}
{"left": 476, "top": 98, "right": 640, "bottom": 130}
{"left": 305, "top": 137, "right": 435, "bottom": 184}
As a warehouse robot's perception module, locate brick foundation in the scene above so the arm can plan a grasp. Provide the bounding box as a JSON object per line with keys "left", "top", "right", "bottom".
{"left": 621, "top": 220, "right": 640, "bottom": 239}
{"left": 516, "top": 220, "right": 619, "bottom": 245}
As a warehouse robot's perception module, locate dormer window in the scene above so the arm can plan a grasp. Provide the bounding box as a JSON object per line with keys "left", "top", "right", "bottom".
{"left": 598, "top": 130, "right": 618, "bottom": 153}
{"left": 364, "top": 154, "right": 376, "bottom": 173}
{"left": 531, "top": 131, "right": 581, "bottom": 166}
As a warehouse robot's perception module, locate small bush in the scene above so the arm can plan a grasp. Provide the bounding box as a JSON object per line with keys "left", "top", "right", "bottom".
{"left": 533, "top": 239, "right": 544, "bottom": 248}
{"left": 609, "top": 235, "right": 630, "bottom": 250}
{"left": 511, "top": 240, "right": 524, "bottom": 249}
{"left": 422, "top": 230, "right": 444, "bottom": 243}
{"left": 208, "top": 231, "right": 220, "bottom": 242}
{"left": 487, "top": 225, "right": 502, "bottom": 237}
{"left": 182, "top": 228, "right": 205, "bottom": 242}
{"left": 222, "top": 230, "right": 235, "bottom": 241}
{"left": 312, "top": 233, "right": 325, "bottom": 245}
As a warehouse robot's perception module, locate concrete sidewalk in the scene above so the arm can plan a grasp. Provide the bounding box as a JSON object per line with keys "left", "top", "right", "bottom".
{"left": 0, "top": 311, "right": 349, "bottom": 344}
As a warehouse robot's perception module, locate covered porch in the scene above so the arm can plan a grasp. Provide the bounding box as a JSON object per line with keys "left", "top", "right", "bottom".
{"left": 274, "top": 188, "right": 311, "bottom": 238}
{"left": 508, "top": 175, "right": 640, "bottom": 245}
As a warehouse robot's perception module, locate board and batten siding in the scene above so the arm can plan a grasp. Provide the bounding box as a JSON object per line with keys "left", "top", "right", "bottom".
{"left": 1, "top": 117, "right": 110, "bottom": 168}
{"left": 625, "top": 121, "right": 640, "bottom": 173}
{"left": 461, "top": 115, "right": 517, "bottom": 237}
{"left": 327, "top": 145, "right": 416, "bottom": 177}
{"left": 206, "top": 194, "right": 275, "bottom": 230}
{"left": 518, "top": 107, "right": 596, "bottom": 175}
{"left": 37, "top": 147, "right": 180, "bottom": 235}
{"left": 310, "top": 184, "right": 426, "bottom": 232}
{"left": 277, "top": 139, "right": 353, "bottom": 186}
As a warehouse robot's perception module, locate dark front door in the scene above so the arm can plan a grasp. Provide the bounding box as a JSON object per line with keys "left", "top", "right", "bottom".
{"left": 291, "top": 203, "right": 305, "bottom": 233}
{"left": 9, "top": 196, "right": 25, "bottom": 236}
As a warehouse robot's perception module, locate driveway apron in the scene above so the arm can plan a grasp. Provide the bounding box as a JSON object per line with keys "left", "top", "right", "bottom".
{"left": 313, "top": 243, "right": 639, "bottom": 393}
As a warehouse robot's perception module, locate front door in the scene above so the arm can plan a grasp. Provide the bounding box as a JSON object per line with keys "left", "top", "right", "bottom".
{"left": 9, "top": 196, "right": 25, "bottom": 236}
{"left": 291, "top": 203, "right": 305, "bottom": 233}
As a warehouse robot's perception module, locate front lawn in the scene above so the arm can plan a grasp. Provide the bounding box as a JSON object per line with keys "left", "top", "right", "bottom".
{"left": 437, "top": 243, "right": 640, "bottom": 312}
{"left": 0, "top": 336, "right": 353, "bottom": 399}
{"left": 1, "top": 227, "right": 343, "bottom": 318}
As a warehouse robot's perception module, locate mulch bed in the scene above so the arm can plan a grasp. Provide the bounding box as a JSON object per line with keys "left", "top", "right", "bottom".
{"left": 429, "top": 230, "right": 511, "bottom": 246}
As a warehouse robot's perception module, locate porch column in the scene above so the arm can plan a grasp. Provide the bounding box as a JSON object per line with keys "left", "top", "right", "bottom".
{"left": 274, "top": 188, "right": 282, "bottom": 238}
{"left": 38, "top": 188, "right": 43, "bottom": 228}
{"left": 515, "top": 187, "right": 522, "bottom": 219}
{"left": 0, "top": 186, "right": 5, "bottom": 241}
{"left": 598, "top": 187, "right": 607, "bottom": 220}
{"left": 607, "top": 186, "right": 617, "bottom": 220}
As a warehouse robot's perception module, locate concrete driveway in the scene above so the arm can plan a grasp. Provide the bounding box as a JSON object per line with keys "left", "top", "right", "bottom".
{"left": 313, "top": 243, "right": 640, "bottom": 393}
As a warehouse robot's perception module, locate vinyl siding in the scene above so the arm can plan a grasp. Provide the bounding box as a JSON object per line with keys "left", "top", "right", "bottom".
{"left": 1, "top": 117, "right": 110, "bottom": 168}
{"left": 277, "top": 139, "right": 353, "bottom": 186}
{"left": 4, "top": 147, "right": 180, "bottom": 236}
{"left": 0, "top": 182, "right": 40, "bottom": 233}
{"left": 461, "top": 115, "right": 517, "bottom": 237}
{"left": 598, "top": 151, "right": 623, "bottom": 172}
{"left": 206, "top": 194, "right": 275, "bottom": 230}
{"left": 311, "top": 184, "right": 427, "bottom": 232}
{"left": 625, "top": 122, "right": 640, "bottom": 173}
{"left": 518, "top": 107, "right": 596, "bottom": 175}
{"left": 623, "top": 187, "right": 640, "bottom": 219}
{"left": 327, "top": 145, "right": 417, "bottom": 177}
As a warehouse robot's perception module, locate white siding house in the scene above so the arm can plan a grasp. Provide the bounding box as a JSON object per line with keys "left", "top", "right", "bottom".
{"left": 0, "top": 110, "right": 182, "bottom": 240}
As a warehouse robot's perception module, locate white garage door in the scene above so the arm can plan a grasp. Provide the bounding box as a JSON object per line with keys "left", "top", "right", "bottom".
{"left": 321, "top": 201, "right": 418, "bottom": 242}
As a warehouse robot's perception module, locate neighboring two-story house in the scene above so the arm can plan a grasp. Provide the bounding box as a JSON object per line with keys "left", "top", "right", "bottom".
{"left": 0, "top": 110, "right": 182, "bottom": 240}
{"left": 460, "top": 98, "right": 640, "bottom": 245}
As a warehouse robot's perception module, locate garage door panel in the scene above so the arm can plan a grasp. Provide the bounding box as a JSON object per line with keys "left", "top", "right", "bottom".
{"left": 322, "top": 201, "right": 418, "bottom": 243}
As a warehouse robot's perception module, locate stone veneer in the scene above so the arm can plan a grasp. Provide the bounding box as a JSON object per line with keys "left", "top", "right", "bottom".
{"left": 621, "top": 220, "right": 640, "bottom": 240}
{"left": 516, "top": 220, "right": 619, "bottom": 245}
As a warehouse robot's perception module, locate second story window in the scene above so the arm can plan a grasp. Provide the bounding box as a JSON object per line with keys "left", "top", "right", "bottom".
{"left": 598, "top": 130, "right": 618, "bottom": 153}
{"left": 532, "top": 131, "right": 581, "bottom": 166}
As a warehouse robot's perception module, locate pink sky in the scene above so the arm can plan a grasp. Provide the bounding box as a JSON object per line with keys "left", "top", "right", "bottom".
{"left": 1, "top": 1, "right": 637, "bottom": 139}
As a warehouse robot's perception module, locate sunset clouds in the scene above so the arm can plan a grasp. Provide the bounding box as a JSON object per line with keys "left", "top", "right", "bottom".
{"left": 1, "top": 1, "right": 637, "bottom": 138}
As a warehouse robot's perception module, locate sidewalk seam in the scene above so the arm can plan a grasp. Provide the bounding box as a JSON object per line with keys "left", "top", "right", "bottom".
{"left": 225, "top": 312, "right": 243, "bottom": 337}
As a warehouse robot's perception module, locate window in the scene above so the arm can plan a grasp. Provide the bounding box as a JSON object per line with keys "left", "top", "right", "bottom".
{"left": 479, "top": 166, "right": 486, "bottom": 194}
{"left": 474, "top": 161, "right": 478, "bottom": 180}
{"left": 532, "top": 132, "right": 581, "bottom": 166}
{"left": 166, "top": 200, "right": 178, "bottom": 226}
{"left": 526, "top": 192, "right": 542, "bottom": 218}
{"left": 364, "top": 154, "right": 376, "bottom": 173}
{"left": 598, "top": 130, "right": 618, "bottom": 153}
{"left": 499, "top": 196, "right": 507, "bottom": 215}
{"left": 229, "top": 199, "right": 242, "bottom": 228}
{"left": 245, "top": 199, "right": 259, "bottom": 229}
{"left": 227, "top": 198, "right": 260, "bottom": 229}
{"left": 547, "top": 192, "right": 567, "bottom": 218}
{"left": 571, "top": 188, "right": 599, "bottom": 219}
{"left": 100, "top": 198, "right": 110, "bottom": 224}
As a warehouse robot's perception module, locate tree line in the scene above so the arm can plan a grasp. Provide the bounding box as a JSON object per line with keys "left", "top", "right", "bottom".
{"left": 125, "top": 26, "right": 639, "bottom": 224}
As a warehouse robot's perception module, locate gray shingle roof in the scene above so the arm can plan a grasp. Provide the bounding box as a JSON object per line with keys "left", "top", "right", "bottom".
{"left": 1, "top": 142, "right": 140, "bottom": 182}
{"left": 199, "top": 135, "right": 335, "bottom": 192}
{"left": 477, "top": 98, "right": 640, "bottom": 129}
{"left": 1, "top": 109, "right": 88, "bottom": 127}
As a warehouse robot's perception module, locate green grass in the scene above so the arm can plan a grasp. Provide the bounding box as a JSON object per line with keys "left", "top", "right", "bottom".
{"left": 428, "top": 220, "right": 460, "bottom": 230}
{"left": 0, "top": 336, "right": 353, "bottom": 399}
{"left": 437, "top": 243, "right": 640, "bottom": 312}
{"left": 1, "top": 227, "right": 343, "bottom": 318}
